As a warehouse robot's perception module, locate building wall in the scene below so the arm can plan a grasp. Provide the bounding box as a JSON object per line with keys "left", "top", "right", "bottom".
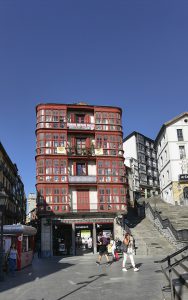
{"left": 123, "top": 132, "right": 159, "bottom": 201}
{"left": 36, "top": 103, "right": 127, "bottom": 256}
{"left": 88, "top": 161, "right": 96, "bottom": 175}
{"left": 0, "top": 142, "right": 26, "bottom": 224}
{"left": 27, "top": 193, "right": 36, "bottom": 213}
{"left": 123, "top": 135, "right": 137, "bottom": 160}
{"left": 156, "top": 113, "right": 188, "bottom": 204}
{"left": 89, "top": 188, "right": 98, "bottom": 211}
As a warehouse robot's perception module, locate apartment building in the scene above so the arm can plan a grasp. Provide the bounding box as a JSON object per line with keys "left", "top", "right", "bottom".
{"left": 123, "top": 131, "right": 159, "bottom": 203}
{"left": 0, "top": 142, "right": 26, "bottom": 224}
{"left": 27, "top": 193, "right": 36, "bottom": 213}
{"left": 155, "top": 112, "right": 188, "bottom": 204}
{"left": 36, "top": 102, "right": 127, "bottom": 256}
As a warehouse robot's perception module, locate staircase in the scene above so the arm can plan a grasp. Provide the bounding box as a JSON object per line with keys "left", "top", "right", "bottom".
{"left": 130, "top": 217, "right": 175, "bottom": 256}
{"left": 155, "top": 246, "right": 188, "bottom": 300}
{"left": 125, "top": 206, "right": 188, "bottom": 299}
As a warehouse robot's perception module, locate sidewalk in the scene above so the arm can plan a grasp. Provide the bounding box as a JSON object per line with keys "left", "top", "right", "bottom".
{"left": 0, "top": 254, "right": 168, "bottom": 300}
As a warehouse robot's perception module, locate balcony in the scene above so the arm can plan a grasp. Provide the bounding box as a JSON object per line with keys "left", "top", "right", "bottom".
{"left": 67, "top": 147, "right": 95, "bottom": 156}
{"left": 68, "top": 175, "right": 97, "bottom": 183}
{"left": 67, "top": 123, "right": 95, "bottom": 130}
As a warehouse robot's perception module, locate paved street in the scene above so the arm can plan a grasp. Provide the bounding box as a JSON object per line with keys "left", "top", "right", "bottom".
{"left": 0, "top": 254, "right": 168, "bottom": 300}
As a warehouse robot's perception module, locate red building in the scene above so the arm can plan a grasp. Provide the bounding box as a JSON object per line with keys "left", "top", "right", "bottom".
{"left": 36, "top": 102, "right": 127, "bottom": 256}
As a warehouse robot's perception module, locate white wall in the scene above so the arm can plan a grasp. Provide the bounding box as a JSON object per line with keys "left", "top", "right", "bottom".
{"left": 89, "top": 188, "right": 98, "bottom": 210}
{"left": 88, "top": 162, "right": 96, "bottom": 175}
{"left": 123, "top": 135, "right": 137, "bottom": 162}
{"left": 69, "top": 188, "right": 77, "bottom": 210}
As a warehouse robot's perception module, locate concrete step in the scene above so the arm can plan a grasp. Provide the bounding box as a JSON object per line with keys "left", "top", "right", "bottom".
{"left": 130, "top": 218, "right": 175, "bottom": 256}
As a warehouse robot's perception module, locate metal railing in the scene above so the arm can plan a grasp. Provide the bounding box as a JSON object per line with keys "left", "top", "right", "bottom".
{"left": 155, "top": 245, "right": 188, "bottom": 300}
{"left": 145, "top": 202, "right": 188, "bottom": 241}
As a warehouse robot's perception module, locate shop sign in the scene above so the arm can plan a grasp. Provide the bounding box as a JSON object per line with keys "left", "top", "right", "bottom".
{"left": 179, "top": 174, "right": 188, "bottom": 182}
{"left": 75, "top": 225, "right": 89, "bottom": 229}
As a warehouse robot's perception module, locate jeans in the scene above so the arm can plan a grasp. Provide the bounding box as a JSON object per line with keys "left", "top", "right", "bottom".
{"left": 8, "top": 258, "right": 17, "bottom": 275}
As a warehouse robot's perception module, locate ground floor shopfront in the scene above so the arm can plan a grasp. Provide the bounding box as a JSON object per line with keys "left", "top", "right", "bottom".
{"left": 40, "top": 215, "right": 124, "bottom": 257}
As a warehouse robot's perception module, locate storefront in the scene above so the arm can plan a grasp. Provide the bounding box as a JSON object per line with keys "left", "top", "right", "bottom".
{"left": 52, "top": 221, "right": 72, "bottom": 256}
{"left": 75, "top": 224, "right": 93, "bottom": 254}
{"left": 48, "top": 217, "right": 115, "bottom": 256}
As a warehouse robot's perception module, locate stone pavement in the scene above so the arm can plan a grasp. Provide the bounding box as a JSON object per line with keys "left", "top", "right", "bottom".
{"left": 0, "top": 254, "right": 169, "bottom": 300}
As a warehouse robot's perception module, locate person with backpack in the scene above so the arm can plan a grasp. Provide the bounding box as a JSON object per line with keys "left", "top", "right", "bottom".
{"left": 96, "top": 232, "right": 110, "bottom": 266}
{"left": 121, "top": 233, "right": 139, "bottom": 272}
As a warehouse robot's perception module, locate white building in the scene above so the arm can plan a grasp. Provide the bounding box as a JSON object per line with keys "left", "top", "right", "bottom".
{"left": 27, "top": 193, "right": 36, "bottom": 213}
{"left": 155, "top": 112, "right": 188, "bottom": 205}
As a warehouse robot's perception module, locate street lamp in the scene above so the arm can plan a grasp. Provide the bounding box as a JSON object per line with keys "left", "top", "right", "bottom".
{"left": 0, "top": 190, "right": 8, "bottom": 281}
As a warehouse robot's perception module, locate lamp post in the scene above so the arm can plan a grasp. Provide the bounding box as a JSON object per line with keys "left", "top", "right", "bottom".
{"left": 0, "top": 190, "right": 8, "bottom": 281}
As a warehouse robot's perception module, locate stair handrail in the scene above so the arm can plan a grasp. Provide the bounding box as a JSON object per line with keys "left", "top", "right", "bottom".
{"left": 145, "top": 201, "right": 184, "bottom": 241}
{"left": 154, "top": 245, "right": 188, "bottom": 264}
{"left": 154, "top": 245, "right": 188, "bottom": 300}
{"left": 165, "top": 254, "right": 188, "bottom": 271}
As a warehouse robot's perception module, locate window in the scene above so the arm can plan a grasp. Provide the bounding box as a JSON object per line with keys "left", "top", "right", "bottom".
{"left": 76, "top": 138, "right": 86, "bottom": 154}
{"left": 76, "top": 163, "right": 87, "bottom": 176}
{"left": 160, "top": 156, "right": 163, "bottom": 167}
{"left": 98, "top": 185, "right": 126, "bottom": 211}
{"left": 177, "top": 129, "right": 184, "bottom": 141}
{"left": 97, "top": 159, "right": 124, "bottom": 183}
{"left": 179, "top": 146, "right": 186, "bottom": 159}
{"left": 76, "top": 114, "right": 85, "bottom": 123}
{"left": 165, "top": 150, "right": 167, "bottom": 160}
{"left": 95, "top": 111, "right": 122, "bottom": 131}
{"left": 54, "top": 196, "right": 59, "bottom": 203}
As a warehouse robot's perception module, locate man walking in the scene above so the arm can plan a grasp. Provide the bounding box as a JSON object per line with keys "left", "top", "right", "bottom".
{"left": 96, "top": 232, "right": 110, "bottom": 266}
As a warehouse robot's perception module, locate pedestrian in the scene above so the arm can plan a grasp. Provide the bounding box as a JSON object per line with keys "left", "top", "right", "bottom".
{"left": 109, "top": 235, "right": 116, "bottom": 261}
{"left": 8, "top": 243, "right": 20, "bottom": 276}
{"left": 121, "top": 233, "right": 139, "bottom": 272}
{"left": 96, "top": 232, "right": 110, "bottom": 266}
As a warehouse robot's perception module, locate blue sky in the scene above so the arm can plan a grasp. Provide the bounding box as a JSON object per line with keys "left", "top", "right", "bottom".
{"left": 0, "top": 0, "right": 188, "bottom": 198}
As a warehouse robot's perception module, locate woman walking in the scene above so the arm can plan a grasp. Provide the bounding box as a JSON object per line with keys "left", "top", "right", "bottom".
{"left": 122, "top": 233, "right": 139, "bottom": 272}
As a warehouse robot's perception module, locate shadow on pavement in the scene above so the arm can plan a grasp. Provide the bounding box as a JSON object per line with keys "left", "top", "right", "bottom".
{"left": 0, "top": 256, "right": 74, "bottom": 293}
{"left": 56, "top": 273, "right": 107, "bottom": 300}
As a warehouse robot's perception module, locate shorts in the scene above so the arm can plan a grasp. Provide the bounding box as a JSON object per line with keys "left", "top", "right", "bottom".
{"left": 99, "top": 245, "right": 108, "bottom": 255}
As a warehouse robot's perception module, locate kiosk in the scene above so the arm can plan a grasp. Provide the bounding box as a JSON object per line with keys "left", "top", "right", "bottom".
{"left": 3, "top": 224, "right": 37, "bottom": 270}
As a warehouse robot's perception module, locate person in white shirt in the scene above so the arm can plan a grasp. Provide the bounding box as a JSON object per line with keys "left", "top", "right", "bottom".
{"left": 122, "top": 233, "right": 139, "bottom": 272}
